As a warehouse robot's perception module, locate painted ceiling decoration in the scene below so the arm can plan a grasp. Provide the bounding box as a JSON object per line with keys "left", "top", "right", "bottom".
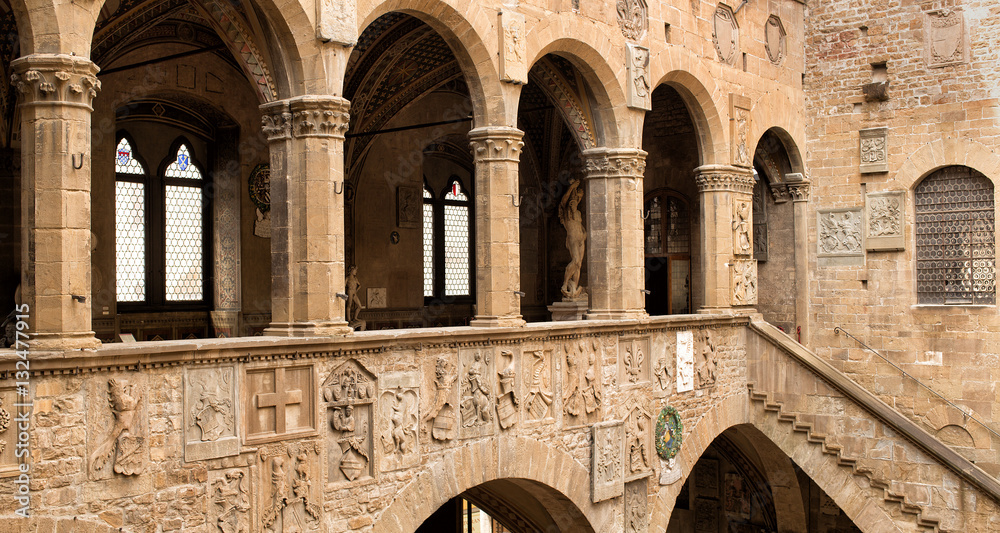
{"left": 528, "top": 56, "right": 597, "bottom": 151}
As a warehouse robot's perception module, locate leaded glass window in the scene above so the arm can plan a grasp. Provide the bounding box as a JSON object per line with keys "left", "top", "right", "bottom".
{"left": 644, "top": 189, "right": 691, "bottom": 315}
{"left": 915, "top": 166, "right": 996, "bottom": 305}
{"left": 423, "top": 185, "right": 435, "bottom": 297}
{"left": 423, "top": 176, "right": 473, "bottom": 300}
{"left": 115, "top": 137, "right": 147, "bottom": 302}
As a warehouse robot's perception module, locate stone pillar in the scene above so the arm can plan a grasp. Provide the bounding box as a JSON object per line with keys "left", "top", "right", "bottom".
{"left": 787, "top": 174, "right": 811, "bottom": 342}
{"left": 12, "top": 54, "right": 101, "bottom": 350}
{"left": 694, "top": 164, "right": 755, "bottom": 311}
{"left": 260, "top": 96, "right": 352, "bottom": 336}
{"left": 468, "top": 127, "right": 525, "bottom": 328}
{"left": 582, "top": 148, "right": 647, "bottom": 320}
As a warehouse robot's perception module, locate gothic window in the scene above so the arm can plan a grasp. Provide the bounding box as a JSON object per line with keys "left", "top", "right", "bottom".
{"left": 644, "top": 189, "right": 692, "bottom": 315}
{"left": 114, "top": 135, "right": 209, "bottom": 307}
{"left": 423, "top": 176, "right": 473, "bottom": 300}
{"left": 915, "top": 166, "right": 995, "bottom": 305}
{"left": 752, "top": 168, "right": 768, "bottom": 261}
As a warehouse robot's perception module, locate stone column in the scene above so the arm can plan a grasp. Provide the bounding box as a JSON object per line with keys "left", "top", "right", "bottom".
{"left": 261, "top": 96, "right": 352, "bottom": 336}
{"left": 582, "top": 148, "right": 648, "bottom": 320}
{"left": 468, "top": 127, "right": 525, "bottom": 328}
{"left": 694, "top": 164, "right": 756, "bottom": 311}
{"left": 12, "top": 54, "right": 101, "bottom": 350}
{"left": 787, "top": 174, "right": 811, "bottom": 342}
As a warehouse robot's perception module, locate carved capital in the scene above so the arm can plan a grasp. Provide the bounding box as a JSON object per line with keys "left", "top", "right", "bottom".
{"left": 11, "top": 54, "right": 100, "bottom": 109}
{"left": 260, "top": 100, "right": 292, "bottom": 142}
{"left": 694, "top": 165, "right": 754, "bottom": 193}
{"left": 288, "top": 96, "right": 351, "bottom": 139}
{"left": 469, "top": 126, "right": 524, "bottom": 162}
{"left": 785, "top": 173, "right": 811, "bottom": 202}
{"left": 769, "top": 183, "right": 791, "bottom": 204}
{"left": 582, "top": 148, "right": 647, "bottom": 179}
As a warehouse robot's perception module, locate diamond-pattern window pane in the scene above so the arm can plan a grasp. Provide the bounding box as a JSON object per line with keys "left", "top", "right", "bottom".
{"left": 116, "top": 181, "right": 146, "bottom": 301}
{"left": 165, "top": 185, "right": 203, "bottom": 301}
{"left": 916, "top": 166, "right": 995, "bottom": 305}
{"left": 164, "top": 145, "right": 202, "bottom": 180}
{"left": 115, "top": 138, "right": 145, "bottom": 175}
{"left": 443, "top": 204, "right": 470, "bottom": 296}
{"left": 423, "top": 202, "right": 435, "bottom": 297}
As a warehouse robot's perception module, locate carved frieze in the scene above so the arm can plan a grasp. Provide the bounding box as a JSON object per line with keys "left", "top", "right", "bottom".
{"left": 859, "top": 127, "right": 888, "bottom": 174}
{"left": 316, "top": 0, "right": 357, "bottom": 46}
{"left": 626, "top": 44, "right": 652, "bottom": 111}
{"left": 499, "top": 10, "right": 527, "bottom": 84}
{"left": 564, "top": 340, "right": 602, "bottom": 426}
{"left": 712, "top": 5, "right": 739, "bottom": 66}
{"left": 592, "top": 420, "right": 625, "bottom": 502}
{"left": 623, "top": 398, "right": 653, "bottom": 481}
{"left": 379, "top": 372, "right": 419, "bottom": 471}
{"left": 423, "top": 356, "right": 458, "bottom": 441}
{"left": 258, "top": 441, "right": 322, "bottom": 532}
{"left": 324, "top": 360, "right": 375, "bottom": 484}
{"left": 866, "top": 191, "right": 905, "bottom": 251}
{"left": 818, "top": 208, "right": 864, "bottom": 258}
{"left": 676, "top": 331, "right": 695, "bottom": 393}
{"left": 696, "top": 330, "right": 718, "bottom": 387}
{"left": 185, "top": 366, "right": 239, "bottom": 462}
{"left": 925, "top": 9, "right": 967, "bottom": 68}
{"left": 459, "top": 347, "right": 496, "bottom": 439}
{"left": 523, "top": 350, "right": 555, "bottom": 421}
{"left": 209, "top": 467, "right": 252, "bottom": 533}
{"left": 616, "top": 0, "right": 648, "bottom": 41}
{"left": 89, "top": 377, "right": 146, "bottom": 479}
{"left": 730, "top": 94, "right": 752, "bottom": 168}
{"left": 731, "top": 259, "right": 758, "bottom": 306}
{"left": 732, "top": 198, "right": 752, "bottom": 256}
{"left": 619, "top": 336, "right": 650, "bottom": 386}
{"left": 765, "top": 15, "right": 786, "bottom": 65}
{"left": 245, "top": 366, "right": 316, "bottom": 444}
{"left": 625, "top": 481, "right": 649, "bottom": 533}
{"left": 496, "top": 349, "right": 520, "bottom": 429}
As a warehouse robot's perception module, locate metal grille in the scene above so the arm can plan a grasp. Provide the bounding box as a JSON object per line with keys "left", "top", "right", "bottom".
{"left": 165, "top": 185, "right": 204, "bottom": 301}
{"left": 443, "top": 204, "right": 470, "bottom": 296}
{"left": 916, "top": 166, "right": 995, "bottom": 305}
{"left": 115, "top": 138, "right": 145, "bottom": 175}
{"left": 423, "top": 201, "right": 434, "bottom": 297}
{"left": 115, "top": 181, "right": 146, "bottom": 302}
{"left": 164, "top": 145, "right": 201, "bottom": 180}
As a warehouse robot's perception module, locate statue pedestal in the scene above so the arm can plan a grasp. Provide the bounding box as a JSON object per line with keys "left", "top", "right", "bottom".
{"left": 548, "top": 300, "right": 588, "bottom": 321}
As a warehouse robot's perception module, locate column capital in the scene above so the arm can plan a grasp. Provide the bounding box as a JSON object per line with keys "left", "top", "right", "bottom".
{"left": 469, "top": 126, "right": 524, "bottom": 162}
{"left": 785, "top": 172, "right": 811, "bottom": 202}
{"left": 288, "top": 95, "right": 351, "bottom": 139}
{"left": 582, "top": 147, "right": 647, "bottom": 178}
{"left": 11, "top": 54, "right": 100, "bottom": 110}
{"left": 260, "top": 100, "right": 292, "bottom": 142}
{"left": 694, "top": 164, "right": 754, "bottom": 193}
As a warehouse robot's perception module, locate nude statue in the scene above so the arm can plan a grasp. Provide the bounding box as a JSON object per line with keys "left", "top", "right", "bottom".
{"left": 345, "top": 265, "right": 363, "bottom": 322}
{"left": 559, "top": 179, "right": 586, "bottom": 300}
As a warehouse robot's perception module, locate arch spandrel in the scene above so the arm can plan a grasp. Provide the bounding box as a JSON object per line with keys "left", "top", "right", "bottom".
{"left": 748, "top": 90, "right": 807, "bottom": 175}
{"left": 648, "top": 55, "right": 728, "bottom": 167}
{"left": 356, "top": 0, "right": 501, "bottom": 127}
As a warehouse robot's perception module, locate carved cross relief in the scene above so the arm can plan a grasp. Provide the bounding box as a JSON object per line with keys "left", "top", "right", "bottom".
{"left": 246, "top": 366, "right": 316, "bottom": 443}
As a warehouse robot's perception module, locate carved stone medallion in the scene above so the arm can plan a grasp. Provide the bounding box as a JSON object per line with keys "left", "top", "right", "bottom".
{"left": 925, "top": 9, "right": 966, "bottom": 68}
{"left": 866, "top": 191, "right": 905, "bottom": 251}
{"left": 626, "top": 43, "right": 652, "bottom": 111}
{"left": 713, "top": 5, "right": 739, "bottom": 66}
{"left": 676, "top": 331, "right": 695, "bottom": 393}
{"left": 185, "top": 366, "right": 239, "bottom": 462}
{"left": 257, "top": 441, "right": 322, "bottom": 532}
{"left": 765, "top": 15, "right": 785, "bottom": 65}
{"left": 731, "top": 259, "right": 758, "bottom": 306}
{"left": 379, "top": 372, "right": 420, "bottom": 471}
{"left": 522, "top": 349, "right": 555, "bottom": 421}
{"left": 245, "top": 366, "right": 316, "bottom": 444}
{"left": 817, "top": 208, "right": 864, "bottom": 260}
{"left": 324, "top": 360, "right": 376, "bottom": 484}
{"left": 499, "top": 9, "right": 527, "bottom": 84}
{"left": 459, "top": 347, "right": 496, "bottom": 439}
{"left": 592, "top": 420, "right": 625, "bottom": 502}
{"left": 209, "top": 467, "right": 252, "bottom": 533}
{"left": 619, "top": 336, "right": 650, "bottom": 386}
{"left": 859, "top": 127, "right": 888, "bottom": 174}
{"left": 89, "top": 376, "right": 147, "bottom": 480}
{"left": 625, "top": 480, "right": 649, "bottom": 533}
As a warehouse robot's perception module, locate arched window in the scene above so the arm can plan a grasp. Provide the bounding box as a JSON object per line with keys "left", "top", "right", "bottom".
{"left": 915, "top": 166, "right": 995, "bottom": 305}
{"left": 114, "top": 136, "right": 209, "bottom": 307}
{"left": 644, "top": 189, "right": 692, "bottom": 315}
{"left": 422, "top": 176, "right": 473, "bottom": 300}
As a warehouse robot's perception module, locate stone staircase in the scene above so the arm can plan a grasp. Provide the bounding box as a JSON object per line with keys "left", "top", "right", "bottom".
{"left": 748, "top": 382, "right": 943, "bottom": 532}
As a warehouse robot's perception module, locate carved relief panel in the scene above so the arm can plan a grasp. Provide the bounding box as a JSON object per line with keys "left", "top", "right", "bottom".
{"left": 676, "top": 331, "right": 695, "bottom": 393}
{"left": 866, "top": 191, "right": 905, "bottom": 251}
{"left": 713, "top": 4, "right": 739, "bottom": 66}
{"left": 563, "top": 339, "right": 602, "bottom": 426}
{"left": 499, "top": 10, "right": 527, "bottom": 84}
{"left": 859, "top": 127, "right": 888, "bottom": 174}
{"left": 495, "top": 348, "right": 520, "bottom": 430}
{"left": 209, "top": 467, "right": 252, "bottom": 533}
{"left": 618, "top": 336, "right": 651, "bottom": 386}
{"left": 765, "top": 15, "right": 786, "bottom": 65}
{"left": 616, "top": 0, "right": 648, "bottom": 41}
{"left": 651, "top": 334, "right": 675, "bottom": 394}
{"left": 316, "top": 0, "right": 357, "bottom": 45}
{"left": 379, "top": 372, "right": 420, "bottom": 471}
{"left": 592, "top": 420, "right": 625, "bottom": 502}
{"left": 89, "top": 375, "right": 147, "bottom": 480}
{"left": 925, "top": 9, "right": 967, "bottom": 68}
{"left": 522, "top": 349, "right": 556, "bottom": 421}
{"left": 324, "top": 360, "right": 375, "bottom": 484}
{"left": 732, "top": 197, "right": 752, "bottom": 256}
{"left": 625, "top": 480, "right": 649, "bottom": 533}
{"left": 459, "top": 347, "right": 496, "bottom": 439}
{"left": 626, "top": 44, "right": 652, "bottom": 111}
{"left": 695, "top": 329, "right": 718, "bottom": 388}
{"left": 730, "top": 94, "right": 752, "bottom": 168}
{"left": 245, "top": 366, "right": 316, "bottom": 444}
{"left": 423, "top": 356, "right": 459, "bottom": 441}
{"left": 623, "top": 398, "right": 653, "bottom": 482}
{"left": 257, "top": 441, "right": 322, "bottom": 532}
{"left": 185, "top": 366, "right": 239, "bottom": 462}
{"left": 0, "top": 387, "right": 18, "bottom": 477}
{"left": 818, "top": 208, "right": 865, "bottom": 262}
{"left": 731, "top": 259, "right": 758, "bottom": 306}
